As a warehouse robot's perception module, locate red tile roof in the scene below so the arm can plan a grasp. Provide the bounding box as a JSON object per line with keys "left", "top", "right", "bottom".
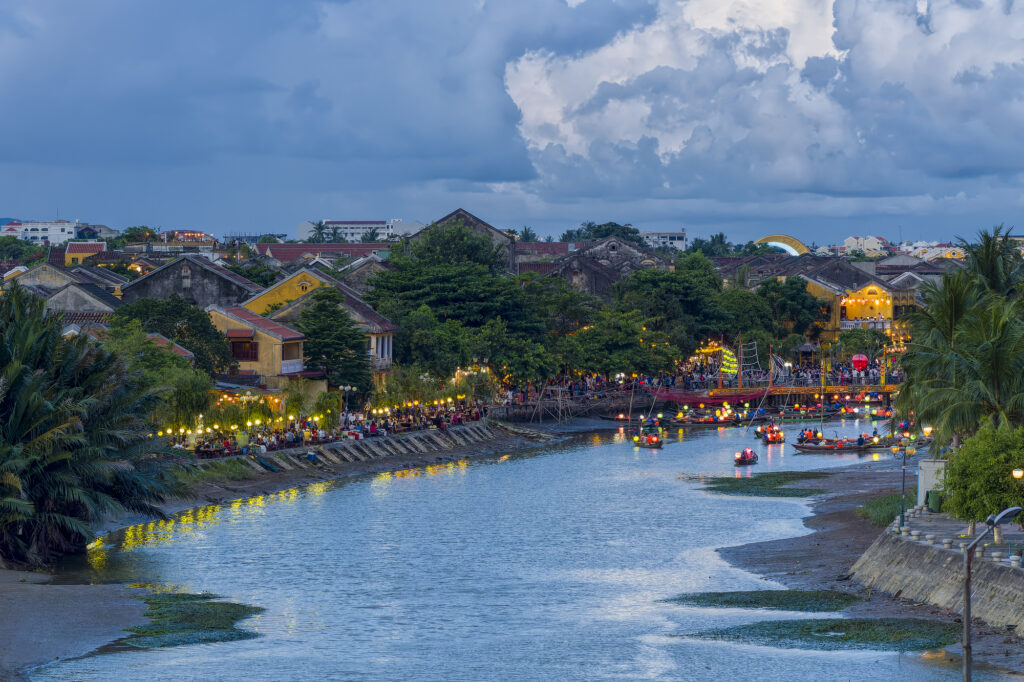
{"left": 514, "top": 242, "right": 571, "bottom": 256}
{"left": 65, "top": 242, "right": 106, "bottom": 255}
{"left": 256, "top": 243, "right": 388, "bottom": 260}
{"left": 47, "top": 247, "right": 66, "bottom": 267}
{"left": 518, "top": 262, "right": 557, "bottom": 274}
{"left": 58, "top": 311, "right": 113, "bottom": 325}
{"left": 226, "top": 328, "right": 254, "bottom": 338}
{"left": 145, "top": 333, "right": 195, "bottom": 360}
{"left": 221, "top": 307, "right": 304, "bottom": 341}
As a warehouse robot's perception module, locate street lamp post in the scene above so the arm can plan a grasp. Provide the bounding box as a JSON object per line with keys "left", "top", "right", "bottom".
{"left": 341, "top": 385, "right": 353, "bottom": 412}
{"left": 962, "top": 506, "right": 1023, "bottom": 681}
{"left": 890, "top": 438, "right": 918, "bottom": 528}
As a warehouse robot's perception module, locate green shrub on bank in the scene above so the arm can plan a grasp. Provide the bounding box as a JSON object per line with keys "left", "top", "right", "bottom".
{"left": 125, "top": 592, "right": 264, "bottom": 648}
{"left": 856, "top": 489, "right": 918, "bottom": 526}
{"left": 685, "top": 617, "right": 959, "bottom": 651}
{"left": 696, "top": 471, "right": 830, "bottom": 497}
{"left": 664, "top": 589, "right": 862, "bottom": 612}
{"left": 943, "top": 423, "right": 1024, "bottom": 523}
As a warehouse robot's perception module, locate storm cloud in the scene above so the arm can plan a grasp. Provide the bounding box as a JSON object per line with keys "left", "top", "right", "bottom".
{"left": 0, "top": 0, "right": 1022, "bottom": 240}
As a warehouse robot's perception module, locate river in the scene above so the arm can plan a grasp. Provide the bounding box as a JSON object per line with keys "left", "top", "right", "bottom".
{"left": 32, "top": 419, "right": 1001, "bottom": 680}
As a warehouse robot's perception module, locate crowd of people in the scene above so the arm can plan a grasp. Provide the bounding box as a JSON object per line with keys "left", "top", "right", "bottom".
{"left": 176, "top": 402, "right": 489, "bottom": 458}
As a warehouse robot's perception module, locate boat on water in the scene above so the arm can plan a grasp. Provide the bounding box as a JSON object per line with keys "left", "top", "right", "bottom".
{"left": 759, "top": 424, "right": 785, "bottom": 444}
{"left": 633, "top": 419, "right": 665, "bottom": 448}
{"left": 792, "top": 437, "right": 931, "bottom": 453}
{"left": 734, "top": 448, "right": 758, "bottom": 465}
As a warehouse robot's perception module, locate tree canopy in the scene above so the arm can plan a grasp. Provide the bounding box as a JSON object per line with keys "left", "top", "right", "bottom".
{"left": 296, "top": 287, "right": 372, "bottom": 391}
{"left": 560, "top": 221, "right": 644, "bottom": 246}
{"left": 110, "top": 295, "right": 234, "bottom": 376}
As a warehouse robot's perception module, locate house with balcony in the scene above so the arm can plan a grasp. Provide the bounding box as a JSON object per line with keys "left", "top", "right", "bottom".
{"left": 206, "top": 306, "right": 307, "bottom": 386}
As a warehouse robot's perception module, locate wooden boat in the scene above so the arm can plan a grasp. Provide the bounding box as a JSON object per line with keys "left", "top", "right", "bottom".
{"left": 734, "top": 448, "right": 758, "bottom": 465}
{"left": 792, "top": 437, "right": 930, "bottom": 453}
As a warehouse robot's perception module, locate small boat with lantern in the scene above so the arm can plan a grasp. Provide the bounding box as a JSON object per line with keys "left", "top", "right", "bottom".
{"left": 761, "top": 425, "right": 785, "bottom": 444}
{"left": 734, "top": 448, "right": 758, "bottom": 465}
{"left": 633, "top": 419, "right": 665, "bottom": 448}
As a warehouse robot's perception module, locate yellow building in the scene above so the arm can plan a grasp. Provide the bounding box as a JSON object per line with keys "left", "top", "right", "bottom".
{"left": 207, "top": 306, "right": 305, "bottom": 379}
{"left": 242, "top": 267, "right": 397, "bottom": 370}
{"left": 64, "top": 241, "right": 106, "bottom": 266}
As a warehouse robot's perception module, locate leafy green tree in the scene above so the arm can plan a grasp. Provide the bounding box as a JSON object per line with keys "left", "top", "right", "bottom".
{"left": 0, "top": 236, "right": 44, "bottom": 264}
{"left": 473, "top": 318, "right": 556, "bottom": 385}
{"left": 559, "top": 221, "right": 644, "bottom": 246}
{"left": 943, "top": 423, "right": 1024, "bottom": 526}
{"left": 516, "top": 272, "right": 598, "bottom": 337}
{"left": 257, "top": 234, "right": 279, "bottom": 244}
{"left": 757, "top": 276, "right": 827, "bottom": 338}
{"left": 837, "top": 328, "right": 889, "bottom": 361}
{"left": 296, "top": 287, "right": 372, "bottom": 391}
{"left": 122, "top": 226, "right": 158, "bottom": 242}
{"left": 568, "top": 309, "right": 677, "bottom": 376}
{"left": 101, "top": 320, "right": 213, "bottom": 426}
{"left": 111, "top": 296, "right": 234, "bottom": 377}
{"left": 718, "top": 288, "right": 773, "bottom": 337}
{"left": 398, "top": 305, "right": 473, "bottom": 378}
{"left": 0, "top": 285, "right": 175, "bottom": 565}
{"left": 360, "top": 227, "right": 381, "bottom": 242}
{"left": 614, "top": 253, "right": 724, "bottom": 353}
{"left": 400, "top": 219, "right": 507, "bottom": 274}
{"left": 329, "top": 224, "right": 344, "bottom": 243}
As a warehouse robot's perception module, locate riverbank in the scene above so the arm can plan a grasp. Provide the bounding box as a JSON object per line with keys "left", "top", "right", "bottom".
{"left": 715, "top": 459, "right": 1024, "bottom": 674}
{"left": 1, "top": 421, "right": 562, "bottom": 681}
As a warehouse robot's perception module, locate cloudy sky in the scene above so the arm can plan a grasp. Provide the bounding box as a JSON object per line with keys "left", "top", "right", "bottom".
{"left": 1, "top": 0, "right": 1022, "bottom": 243}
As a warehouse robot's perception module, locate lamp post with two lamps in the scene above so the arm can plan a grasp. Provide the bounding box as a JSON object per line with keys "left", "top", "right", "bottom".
{"left": 890, "top": 437, "right": 918, "bottom": 529}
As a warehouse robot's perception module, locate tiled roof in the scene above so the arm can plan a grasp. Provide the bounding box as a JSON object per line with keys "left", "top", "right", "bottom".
{"left": 57, "top": 311, "right": 114, "bottom": 325}
{"left": 514, "top": 242, "right": 570, "bottom": 256}
{"left": 122, "top": 255, "right": 264, "bottom": 295}
{"left": 219, "top": 306, "right": 304, "bottom": 341}
{"left": 65, "top": 242, "right": 106, "bottom": 255}
{"left": 70, "top": 265, "right": 128, "bottom": 286}
{"left": 305, "top": 268, "right": 399, "bottom": 333}
{"left": 257, "top": 243, "right": 388, "bottom": 260}
{"left": 67, "top": 282, "right": 124, "bottom": 310}
{"left": 518, "top": 262, "right": 557, "bottom": 274}
{"left": 47, "top": 247, "right": 66, "bottom": 267}
{"left": 145, "top": 333, "right": 195, "bottom": 360}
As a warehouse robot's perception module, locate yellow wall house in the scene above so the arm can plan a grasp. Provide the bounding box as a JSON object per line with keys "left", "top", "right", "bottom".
{"left": 241, "top": 267, "right": 398, "bottom": 370}
{"left": 207, "top": 306, "right": 305, "bottom": 379}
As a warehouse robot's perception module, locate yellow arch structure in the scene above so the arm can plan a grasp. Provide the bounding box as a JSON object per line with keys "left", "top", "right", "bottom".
{"left": 754, "top": 234, "right": 810, "bottom": 256}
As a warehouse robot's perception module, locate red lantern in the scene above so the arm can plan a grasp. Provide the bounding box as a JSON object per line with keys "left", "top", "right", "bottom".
{"left": 851, "top": 354, "right": 869, "bottom": 371}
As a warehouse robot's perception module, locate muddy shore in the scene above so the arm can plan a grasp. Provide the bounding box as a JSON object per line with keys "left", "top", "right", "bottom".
{"left": 717, "top": 458, "right": 1024, "bottom": 675}
{"left": 0, "top": 423, "right": 560, "bottom": 681}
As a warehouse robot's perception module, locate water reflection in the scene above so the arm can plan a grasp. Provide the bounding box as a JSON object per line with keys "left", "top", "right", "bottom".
{"left": 37, "top": 422, "right": 973, "bottom": 682}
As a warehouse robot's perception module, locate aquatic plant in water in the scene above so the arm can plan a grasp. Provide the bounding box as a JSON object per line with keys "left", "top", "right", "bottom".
{"left": 124, "top": 592, "right": 265, "bottom": 648}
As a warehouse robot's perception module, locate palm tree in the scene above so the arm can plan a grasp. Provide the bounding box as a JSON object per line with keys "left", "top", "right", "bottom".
{"left": 308, "top": 221, "right": 327, "bottom": 244}
{"left": 958, "top": 225, "right": 1024, "bottom": 298}
{"left": 360, "top": 227, "right": 380, "bottom": 242}
{"left": 0, "top": 285, "right": 174, "bottom": 565}
{"left": 329, "top": 225, "right": 344, "bottom": 243}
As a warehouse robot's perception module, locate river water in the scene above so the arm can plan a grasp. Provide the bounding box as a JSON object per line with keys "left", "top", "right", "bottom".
{"left": 33, "top": 419, "right": 1001, "bottom": 681}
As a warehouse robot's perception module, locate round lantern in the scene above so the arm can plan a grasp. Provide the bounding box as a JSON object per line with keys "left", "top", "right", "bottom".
{"left": 851, "top": 354, "right": 869, "bottom": 371}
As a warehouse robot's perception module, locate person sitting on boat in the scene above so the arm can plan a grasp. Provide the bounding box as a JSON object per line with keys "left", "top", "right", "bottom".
{"left": 857, "top": 434, "right": 865, "bottom": 447}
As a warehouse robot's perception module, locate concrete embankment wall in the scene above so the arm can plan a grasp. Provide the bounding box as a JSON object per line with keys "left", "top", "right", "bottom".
{"left": 852, "top": 532, "right": 1024, "bottom": 629}
{"left": 195, "top": 421, "right": 531, "bottom": 476}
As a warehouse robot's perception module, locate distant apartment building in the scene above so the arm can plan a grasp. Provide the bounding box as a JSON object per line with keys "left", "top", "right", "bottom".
{"left": 641, "top": 229, "right": 687, "bottom": 251}
{"left": 4, "top": 220, "right": 80, "bottom": 244}
{"left": 295, "top": 218, "right": 423, "bottom": 242}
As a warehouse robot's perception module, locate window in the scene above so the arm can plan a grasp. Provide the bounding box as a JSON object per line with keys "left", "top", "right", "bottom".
{"left": 298, "top": 280, "right": 311, "bottom": 293}
{"left": 181, "top": 264, "right": 191, "bottom": 289}
{"left": 231, "top": 341, "right": 259, "bottom": 361}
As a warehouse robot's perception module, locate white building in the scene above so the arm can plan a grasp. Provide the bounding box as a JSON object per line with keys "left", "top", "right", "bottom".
{"left": 641, "top": 229, "right": 687, "bottom": 251}
{"left": 295, "top": 218, "right": 423, "bottom": 242}
{"left": 6, "top": 219, "right": 80, "bottom": 244}
{"left": 842, "top": 235, "right": 891, "bottom": 256}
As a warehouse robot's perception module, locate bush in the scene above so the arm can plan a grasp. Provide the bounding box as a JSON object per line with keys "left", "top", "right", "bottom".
{"left": 943, "top": 423, "right": 1024, "bottom": 523}
{"left": 857, "top": 489, "right": 918, "bottom": 526}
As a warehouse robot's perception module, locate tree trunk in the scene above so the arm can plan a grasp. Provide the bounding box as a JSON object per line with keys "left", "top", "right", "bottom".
{"left": 995, "top": 525, "right": 1005, "bottom": 545}
{"left": 967, "top": 520, "right": 976, "bottom": 537}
